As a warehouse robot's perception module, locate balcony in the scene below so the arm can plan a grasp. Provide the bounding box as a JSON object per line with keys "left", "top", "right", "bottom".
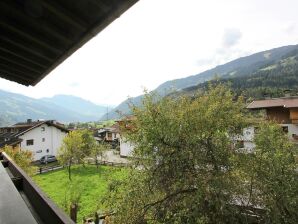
{"left": 0, "top": 152, "right": 74, "bottom": 224}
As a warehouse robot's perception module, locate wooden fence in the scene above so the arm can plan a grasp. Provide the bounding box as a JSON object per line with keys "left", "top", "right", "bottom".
{"left": 36, "top": 160, "right": 130, "bottom": 174}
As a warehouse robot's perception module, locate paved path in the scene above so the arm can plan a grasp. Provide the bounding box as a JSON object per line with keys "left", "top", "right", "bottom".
{"left": 101, "top": 150, "right": 129, "bottom": 164}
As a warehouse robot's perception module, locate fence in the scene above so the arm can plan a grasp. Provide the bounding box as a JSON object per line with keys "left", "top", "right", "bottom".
{"left": 36, "top": 160, "right": 129, "bottom": 174}
{"left": 36, "top": 165, "right": 64, "bottom": 174}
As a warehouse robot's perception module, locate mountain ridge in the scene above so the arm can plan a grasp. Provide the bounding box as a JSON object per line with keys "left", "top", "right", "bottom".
{"left": 0, "top": 91, "right": 111, "bottom": 126}
{"left": 102, "top": 44, "right": 298, "bottom": 119}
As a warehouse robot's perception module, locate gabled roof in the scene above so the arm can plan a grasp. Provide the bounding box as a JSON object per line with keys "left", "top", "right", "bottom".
{"left": 0, "top": 120, "right": 68, "bottom": 148}
{"left": 0, "top": 138, "right": 22, "bottom": 148}
{"left": 16, "top": 120, "right": 69, "bottom": 136}
{"left": 247, "top": 97, "right": 298, "bottom": 109}
{"left": 0, "top": 0, "right": 139, "bottom": 86}
{"left": 0, "top": 120, "right": 68, "bottom": 138}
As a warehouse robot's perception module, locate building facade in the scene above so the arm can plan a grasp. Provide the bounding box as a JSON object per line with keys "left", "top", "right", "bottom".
{"left": 0, "top": 120, "right": 68, "bottom": 161}
{"left": 242, "top": 97, "right": 298, "bottom": 151}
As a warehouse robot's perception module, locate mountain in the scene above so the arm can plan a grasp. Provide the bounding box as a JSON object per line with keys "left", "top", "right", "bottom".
{"left": 0, "top": 91, "right": 109, "bottom": 126}
{"left": 181, "top": 48, "right": 298, "bottom": 99}
{"left": 40, "top": 95, "right": 107, "bottom": 119}
{"left": 102, "top": 44, "right": 298, "bottom": 119}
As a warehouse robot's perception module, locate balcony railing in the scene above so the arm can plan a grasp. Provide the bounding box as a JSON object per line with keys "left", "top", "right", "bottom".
{"left": 0, "top": 152, "right": 75, "bottom": 224}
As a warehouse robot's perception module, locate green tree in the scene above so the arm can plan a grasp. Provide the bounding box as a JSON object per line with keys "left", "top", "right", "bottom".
{"left": 91, "top": 141, "right": 109, "bottom": 170}
{"left": 58, "top": 131, "right": 83, "bottom": 181}
{"left": 244, "top": 122, "right": 298, "bottom": 223}
{"left": 1, "top": 145, "right": 35, "bottom": 175}
{"left": 106, "top": 85, "right": 249, "bottom": 223}
{"left": 78, "top": 130, "right": 95, "bottom": 166}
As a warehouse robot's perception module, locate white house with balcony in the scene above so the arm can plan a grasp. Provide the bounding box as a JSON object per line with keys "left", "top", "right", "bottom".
{"left": 0, "top": 119, "right": 68, "bottom": 161}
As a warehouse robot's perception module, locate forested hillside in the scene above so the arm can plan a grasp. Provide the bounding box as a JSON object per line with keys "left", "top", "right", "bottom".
{"left": 182, "top": 49, "right": 298, "bottom": 99}
{"left": 103, "top": 44, "right": 298, "bottom": 119}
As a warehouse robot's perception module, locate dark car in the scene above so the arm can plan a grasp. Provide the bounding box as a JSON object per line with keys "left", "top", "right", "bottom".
{"left": 40, "top": 155, "right": 57, "bottom": 164}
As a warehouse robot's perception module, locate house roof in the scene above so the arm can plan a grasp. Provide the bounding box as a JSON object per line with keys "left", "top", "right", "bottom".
{"left": 0, "top": 0, "right": 138, "bottom": 86}
{"left": 0, "top": 120, "right": 68, "bottom": 148}
{"left": 0, "top": 120, "right": 68, "bottom": 140}
{"left": 247, "top": 97, "right": 298, "bottom": 109}
{"left": 0, "top": 138, "right": 22, "bottom": 148}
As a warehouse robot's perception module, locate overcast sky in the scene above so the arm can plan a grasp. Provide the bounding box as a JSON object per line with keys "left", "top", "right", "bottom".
{"left": 0, "top": 0, "right": 298, "bottom": 106}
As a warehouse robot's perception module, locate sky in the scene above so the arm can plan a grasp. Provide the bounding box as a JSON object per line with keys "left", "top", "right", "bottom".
{"left": 0, "top": 0, "right": 298, "bottom": 106}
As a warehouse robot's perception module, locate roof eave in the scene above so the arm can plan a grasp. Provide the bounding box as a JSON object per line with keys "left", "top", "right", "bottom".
{"left": 32, "top": 0, "right": 139, "bottom": 86}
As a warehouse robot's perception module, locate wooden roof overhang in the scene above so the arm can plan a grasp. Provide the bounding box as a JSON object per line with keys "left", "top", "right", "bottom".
{"left": 0, "top": 0, "right": 139, "bottom": 86}
{"left": 247, "top": 98, "right": 298, "bottom": 110}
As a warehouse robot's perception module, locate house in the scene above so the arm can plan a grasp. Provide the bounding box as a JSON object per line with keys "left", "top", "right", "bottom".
{"left": 241, "top": 97, "right": 298, "bottom": 150}
{"left": 119, "top": 137, "right": 135, "bottom": 157}
{"left": 95, "top": 124, "right": 120, "bottom": 142}
{"left": 116, "top": 116, "right": 136, "bottom": 157}
{"left": 0, "top": 119, "right": 68, "bottom": 161}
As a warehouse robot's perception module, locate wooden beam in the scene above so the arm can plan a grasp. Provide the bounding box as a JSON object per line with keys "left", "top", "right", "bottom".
{"left": 0, "top": 55, "right": 43, "bottom": 74}
{"left": 0, "top": 36, "right": 54, "bottom": 62}
{"left": 0, "top": 1, "right": 73, "bottom": 45}
{"left": 41, "top": 0, "right": 87, "bottom": 31}
{"left": 0, "top": 63, "right": 39, "bottom": 79}
{"left": 0, "top": 48, "right": 47, "bottom": 69}
{"left": 0, "top": 20, "right": 62, "bottom": 55}
{"left": 0, "top": 70, "right": 32, "bottom": 86}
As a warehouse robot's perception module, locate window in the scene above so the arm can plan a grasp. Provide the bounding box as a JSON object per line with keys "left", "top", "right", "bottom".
{"left": 282, "top": 126, "right": 289, "bottom": 133}
{"left": 26, "top": 139, "right": 34, "bottom": 146}
{"left": 108, "top": 133, "right": 112, "bottom": 138}
{"left": 36, "top": 150, "right": 42, "bottom": 153}
{"left": 41, "top": 127, "right": 45, "bottom": 131}
{"left": 46, "top": 149, "right": 49, "bottom": 153}
{"left": 42, "top": 138, "right": 45, "bottom": 142}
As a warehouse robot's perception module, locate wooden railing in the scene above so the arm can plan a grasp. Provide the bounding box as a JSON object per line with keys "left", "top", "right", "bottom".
{"left": 0, "top": 152, "right": 75, "bottom": 224}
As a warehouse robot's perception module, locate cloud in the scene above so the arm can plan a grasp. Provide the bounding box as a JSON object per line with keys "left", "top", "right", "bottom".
{"left": 69, "top": 82, "right": 80, "bottom": 88}
{"left": 222, "top": 28, "right": 242, "bottom": 48}
{"left": 284, "top": 23, "right": 296, "bottom": 34}
{"left": 196, "top": 58, "right": 215, "bottom": 66}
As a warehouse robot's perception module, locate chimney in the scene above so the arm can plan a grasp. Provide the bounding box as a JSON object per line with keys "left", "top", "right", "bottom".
{"left": 27, "top": 119, "right": 32, "bottom": 124}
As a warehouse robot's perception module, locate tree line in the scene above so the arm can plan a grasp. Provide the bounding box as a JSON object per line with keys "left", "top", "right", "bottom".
{"left": 184, "top": 57, "right": 298, "bottom": 100}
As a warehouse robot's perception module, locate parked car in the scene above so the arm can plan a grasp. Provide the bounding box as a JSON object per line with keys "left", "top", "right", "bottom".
{"left": 40, "top": 155, "right": 57, "bottom": 164}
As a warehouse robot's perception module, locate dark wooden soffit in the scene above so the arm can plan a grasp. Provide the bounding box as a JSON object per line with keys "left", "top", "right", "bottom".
{"left": 0, "top": 0, "right": 139, "bottom": 86}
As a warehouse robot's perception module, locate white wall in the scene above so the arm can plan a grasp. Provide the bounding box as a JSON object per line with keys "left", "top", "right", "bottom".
{"left": 120, "top": 137, "right": 134, "bottom": 157}
{"left": 19, "top": 124, "right": 67, "bottom": 161}
{"left": 282, "top": 124, "right": 298, "bottom": 141}
{"left": 242, "top": 127, "right": 255, "bottom": 152}
{"left": 240, "top": 124, "right": 298, "bottom": 152}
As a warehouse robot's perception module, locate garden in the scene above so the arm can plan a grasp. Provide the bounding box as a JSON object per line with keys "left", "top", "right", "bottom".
{"left": 33, "top": 164, "right": 128, "bottom": 222}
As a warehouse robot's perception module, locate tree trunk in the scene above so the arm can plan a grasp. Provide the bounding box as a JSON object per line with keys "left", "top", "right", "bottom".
{"left": 70, "top": 203, "right": 78, "bottom": 222}
{"left": 96, "top": 157, "right": 99, "bottom": 170}
{"left": 94, "top": 212, "right": 99, "bottom": 224}
{"left": 68, "top": 160, "right": 72, "bottom": 181}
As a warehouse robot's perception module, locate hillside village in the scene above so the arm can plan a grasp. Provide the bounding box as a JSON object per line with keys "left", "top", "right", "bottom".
{"left": 2, "top": 95, "right": 298, "bottom": 162}
{"left": 0, "top": 118, "right": 135, "bottom": 162}
{"left": 0, "top": 1, "right": 298, "bottom": 224}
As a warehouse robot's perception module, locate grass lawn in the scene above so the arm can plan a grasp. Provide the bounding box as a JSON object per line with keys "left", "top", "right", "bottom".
{"left": 32, "top": 165, "right": 128, "bottom": 222}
